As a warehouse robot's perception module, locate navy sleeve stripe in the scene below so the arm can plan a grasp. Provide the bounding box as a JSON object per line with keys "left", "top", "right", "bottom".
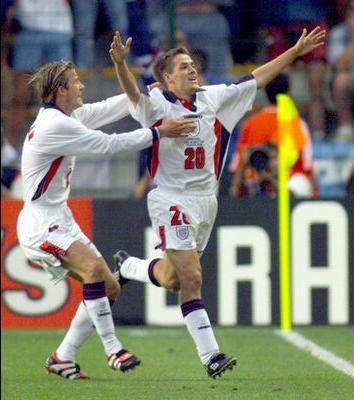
{"left": 151, "top": 127, "right": 160, "bottom": 142}
{"left": 235, "top": 74, "right": 255, "bottom": 85}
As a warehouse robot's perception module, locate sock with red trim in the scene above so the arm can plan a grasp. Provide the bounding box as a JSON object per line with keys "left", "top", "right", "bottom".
{"left": 181, "top": 299, "right": 219, "bottom": 365}
{"left": 120, "top": 257, "right": 161, "bottom": 287}
{"left": 83, "top": 281, "right": 122, "bottom": 355}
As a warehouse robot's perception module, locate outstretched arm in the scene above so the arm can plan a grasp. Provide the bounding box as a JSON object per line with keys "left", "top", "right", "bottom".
{"left": 42, "top": 118, "right": 196, "bottom": 156}
{"left": 253, "top": 27, "right": 326, "bottom": 89}
{"left": 110, "top": 31, "right": 141, "bottom": 105}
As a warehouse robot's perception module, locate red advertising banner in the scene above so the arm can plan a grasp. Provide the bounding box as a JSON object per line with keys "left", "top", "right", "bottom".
{"left": 1, "top": 198, "right": 92, "bottom": 328}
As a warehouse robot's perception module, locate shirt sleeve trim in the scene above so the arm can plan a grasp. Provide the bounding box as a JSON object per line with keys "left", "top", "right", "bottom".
{"left": 151, "top": 127, "right": 160, "bottom": 142}
{"left": 235, "top": 74, "right": 255, "bottom": 85}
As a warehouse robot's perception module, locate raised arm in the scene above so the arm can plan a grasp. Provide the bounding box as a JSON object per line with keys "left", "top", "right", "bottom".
{"left": 109, "top": 31, "right": 141, "bottom": 105}
{"left": 253, "top": 27, "right": 326, "bottom": 89}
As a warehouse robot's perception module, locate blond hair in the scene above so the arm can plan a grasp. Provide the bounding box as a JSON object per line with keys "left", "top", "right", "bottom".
{"left": 28, "top": 60, "right": 75, "bottom": 103}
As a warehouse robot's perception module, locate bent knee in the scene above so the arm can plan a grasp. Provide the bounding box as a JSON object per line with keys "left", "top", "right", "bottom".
{"left": 84, "top": 259, "right": 107, "bottom": 281}
{"left": 165, "top": 276, "right": 180, "bottom": 292}
{"left": 180, "top": 271, "right": 202, "bottom": 292}
{"left": 106, "top": 278, "right": 120, "bottom": 299}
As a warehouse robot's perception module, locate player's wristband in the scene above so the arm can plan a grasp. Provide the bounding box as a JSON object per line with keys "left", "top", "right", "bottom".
{"left": 150, "top": 127, "right": 160, "bottom": 142}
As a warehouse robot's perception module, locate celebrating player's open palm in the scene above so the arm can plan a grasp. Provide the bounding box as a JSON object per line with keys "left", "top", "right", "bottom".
{"left": 110, "top": 31, "right": 131, "bottom": 64}
{"left": 294, "top": 26, "right": 326, "bottom": 57}
{"left": 159, "top": 119, "right": 197, "bottom": 137}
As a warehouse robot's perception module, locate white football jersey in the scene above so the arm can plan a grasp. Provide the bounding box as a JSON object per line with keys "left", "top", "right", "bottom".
{"left": 21, "top": 94, "right": 159, "bottom": 206}
{"left": 129, "top": 78, "right": 257, "bottom": 195}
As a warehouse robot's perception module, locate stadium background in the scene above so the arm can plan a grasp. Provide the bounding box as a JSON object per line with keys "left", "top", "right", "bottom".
{"left": 2, "top": 197, "right": 353, "bottom": 328}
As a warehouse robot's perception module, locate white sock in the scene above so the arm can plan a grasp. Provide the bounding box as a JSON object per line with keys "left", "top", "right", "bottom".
{"left": 121, "top": 257, "right": 159, "bottom": 285}
{"left": 56, "top": 301, "right": 94, "bottom": 361}
{"left": 84, "top": 296, "right": 122, "bottom": 356}
{"left": 182, "top": 304, "right": 219, "bottom": 365}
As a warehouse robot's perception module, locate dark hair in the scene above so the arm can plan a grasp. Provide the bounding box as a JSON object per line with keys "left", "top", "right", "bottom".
{"left": 189, "top": 48, "right": 208, "bottom": 74}
{"left": 248, "top": 144, "right": 277, "bottom": 171}
{"left": 265, "top": 73, "right": 289, "bottom": 104}
{"left": 28, "top": 60, "right": 74, "bottom": 102}
{"left": 153, "top": 47, "right": 190, "bottom": 85}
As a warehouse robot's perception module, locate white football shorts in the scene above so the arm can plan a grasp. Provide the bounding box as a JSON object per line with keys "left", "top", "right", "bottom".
{"left": 147, "top": 188, "right": 218, "bottom": 253}
{"left": 17, "top": 203, "right": 101, "bottom": 284}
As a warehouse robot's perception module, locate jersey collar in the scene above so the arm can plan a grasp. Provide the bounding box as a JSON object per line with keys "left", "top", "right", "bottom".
{"left": 43, "top": 101, "right": 66, "bottom": 114}
{"left": 162, "top": 88, "right": 206, "bottom": 103}
{"left": 162, "top": 88, "right": 205, "bottom": 111}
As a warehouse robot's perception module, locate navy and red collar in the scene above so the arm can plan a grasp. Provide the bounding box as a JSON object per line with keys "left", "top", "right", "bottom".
{"left": 161, "top": 89, "right": 205, "bottom": 112}
{"left": 162, "top": 88, "right": 205, "bottom": 103}
{"left": 43, "top": 101, "right": 66, "bottom": 115}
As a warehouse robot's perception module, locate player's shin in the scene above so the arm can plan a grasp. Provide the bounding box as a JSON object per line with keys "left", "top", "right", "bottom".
{"left": 56, "top": 301, "right": 94, "bottom": 361}
{"left": 83, "top": 281, "right": 123, "bottom": 355}
{"left": 181, "top": 299, "right": 219, "bottom": 365}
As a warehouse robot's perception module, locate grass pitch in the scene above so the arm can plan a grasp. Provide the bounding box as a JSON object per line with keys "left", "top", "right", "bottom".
{"left": 2, "top": 326, "right": 353, "bottom": 400}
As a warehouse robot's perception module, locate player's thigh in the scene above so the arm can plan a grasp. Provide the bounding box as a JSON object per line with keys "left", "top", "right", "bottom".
{"left": 62, "top": 240, "right": 115, "bottom": 285}
{"left": 165, "top": 248, "right": 201, "bottom": 280}
{"left": 63, "top": 233, "right": 118, "bottom": 295}
{"left": 160, "top": 252, "right": 179, "bottom": 281}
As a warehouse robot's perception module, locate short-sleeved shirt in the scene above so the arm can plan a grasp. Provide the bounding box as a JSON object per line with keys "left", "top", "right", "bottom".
{"left": 129, "top": 78, "right": 257, "bottom": 196}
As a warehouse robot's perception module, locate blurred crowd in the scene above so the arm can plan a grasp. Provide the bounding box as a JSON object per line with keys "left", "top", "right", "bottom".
{"left": 1, "top": 0, "right": 353, "bottom": 200}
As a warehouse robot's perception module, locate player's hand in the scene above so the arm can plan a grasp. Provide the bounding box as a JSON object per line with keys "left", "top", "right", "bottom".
{"left": 109, "top": 31, "right": 131, "bottom": 64}
{"left": 158, "top": 119, "right": 197, "bottom": 138}
{"left": 293, "top": 26, "right": 326, "bottom": 57}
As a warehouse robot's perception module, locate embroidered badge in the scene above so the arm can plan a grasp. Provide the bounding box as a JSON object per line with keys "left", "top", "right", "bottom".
{"left": 176, "top": 225, "right": 189, "bottom": 240}
{"left": 183, "top": 114, "right": 201, "bottom": 137}
{"left": 188, "top": 119, "right": 200, "bottom": 137}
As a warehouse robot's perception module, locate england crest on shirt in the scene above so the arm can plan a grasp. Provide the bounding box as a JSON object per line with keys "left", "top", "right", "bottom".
{"left": 176, "top": 225, "right": 189, "bottom": 240}
{"left": 183, "top": 113, "right": 202, "bottom": 137}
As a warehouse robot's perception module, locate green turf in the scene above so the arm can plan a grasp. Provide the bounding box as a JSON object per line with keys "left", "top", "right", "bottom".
{"left": 1, "top": 327, "right": 353, "bottom": 400}
{"left": 297, "top": 326, "right": 354, "bottom": 364}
